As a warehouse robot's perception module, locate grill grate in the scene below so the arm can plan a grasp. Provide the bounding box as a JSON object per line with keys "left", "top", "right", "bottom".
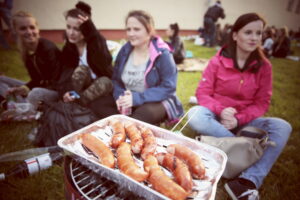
{"left": 69, "top": 159, "right": 145, "bottom": 200}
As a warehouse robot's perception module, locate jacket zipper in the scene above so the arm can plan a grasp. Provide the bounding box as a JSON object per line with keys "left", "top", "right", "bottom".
{"left": 238, "top": 79, "right": 244, "bottom": 93}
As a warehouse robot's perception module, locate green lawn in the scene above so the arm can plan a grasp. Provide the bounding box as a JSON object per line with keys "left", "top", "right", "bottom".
{"left": 0, "top": 41, "right": 300, "bottom": 200}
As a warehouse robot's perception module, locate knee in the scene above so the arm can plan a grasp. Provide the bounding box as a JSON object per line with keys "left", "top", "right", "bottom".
{"left": 268, "top": 118, "right": 292, "bottom": 146}
{"left": 27, "top": 88, "right": 40, "bottom": 101}
{"left": 72, "top": 65, "right": 89, "bottom": 79}
{"left": 187, "top": 106, "right": 215, "bottom": 131}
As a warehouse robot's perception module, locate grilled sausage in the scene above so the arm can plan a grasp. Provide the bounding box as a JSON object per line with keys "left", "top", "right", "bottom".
{"left": 167, "top": 144, "right": 205, "bottom": 179}
{"left": 110, "top": 119, "right": 126, "bottom": 148}
{"left": 124, "top": 122, "right": 143, "bottom": 154}
{"left": 116, "top": 142, "right": 148, "bottom": 182}
{"left": 81, "top": 133, "right": 115, "bottom": 168}
{"left": 156, "top": 152, "right": 193, "bottom": 193}
{"left": 139, "top": 126, "right": 157, "bottom": 160}
{"left": 143, "top": 155, "right": 189, "bottom": 200}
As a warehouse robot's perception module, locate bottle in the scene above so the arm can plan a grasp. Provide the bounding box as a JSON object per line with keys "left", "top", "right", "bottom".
{"left": 0, "top": 151, "right": 64, "bottom": 181}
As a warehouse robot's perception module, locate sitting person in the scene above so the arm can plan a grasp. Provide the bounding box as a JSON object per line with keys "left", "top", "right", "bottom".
{"left": 272, "top": 27, "right": 291, "bottom": 58}
{"left": 262, "top": 28, "right": 275, "bottom": 58}
{"left": 187, "top": 13, "right": 291, "bottom": 199}
{"left": 3, "top": 11, "right": 62, "bottom": 110}
{"left": 166, "top": 23, "right": 185, "bottom": 64}
{"left": 112, "top": 10, "right": 183, "bottom": 124}
{"left": 60, "top": 2, "right": 118, "bottom": 118}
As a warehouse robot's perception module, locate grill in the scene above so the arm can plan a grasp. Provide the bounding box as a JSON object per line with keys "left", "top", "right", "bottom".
{"left": 60, "top": 115, "right": 228, "bottom": 200}
{"left": 64, "top": 157, "right": 145, "bottom": 200}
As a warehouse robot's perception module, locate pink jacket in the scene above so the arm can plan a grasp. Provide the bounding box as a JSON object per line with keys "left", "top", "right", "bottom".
{"left": 196, "top": 49, "right": 272, "bottom": 126}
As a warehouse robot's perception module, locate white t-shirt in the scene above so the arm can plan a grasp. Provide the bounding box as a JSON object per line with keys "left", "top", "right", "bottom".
{"left": 79, "top": 46, "right": 97, "bottom": 79}
{"left": 263, "top": 38, "right": 274, "bottom": 51}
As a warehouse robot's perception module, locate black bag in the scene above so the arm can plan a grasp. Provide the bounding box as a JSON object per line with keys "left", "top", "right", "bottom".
{"left": 34, "top": 101, "right": 97, "bottom": 147}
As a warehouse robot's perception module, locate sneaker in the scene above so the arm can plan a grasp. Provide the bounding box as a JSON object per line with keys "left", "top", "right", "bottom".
{"left": 224, "top": 178, "right": 259, "bottom": 200}
{"left": 189, "top": 96, "right": 198, "bottom": 104}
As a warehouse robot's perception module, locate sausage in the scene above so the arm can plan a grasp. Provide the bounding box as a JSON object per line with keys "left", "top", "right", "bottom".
{"left": 139, "top": 126, "right": 157, "bottom": 160}
{"left": 124, "top": 122, "right": 143, "bottom": 154}
{"left": 116, "top": 142, "right": 148, "bottom": 182}
{"left": 109, "top": 119, "right": 126, "bottom": 148}
{"left": 81, "top": 133, "right": 115, "bottom": 168}
{"left": 143, "top": 155, "right": 189, "bottom": 200}
{"left": 82, "top": 125, "right": 102, "bottom": 134}
{"left": 167, "top": 144, "right": 205, "bottom": 179}
{"left": 156, "top": 153, "right": 193, "bottom": 193}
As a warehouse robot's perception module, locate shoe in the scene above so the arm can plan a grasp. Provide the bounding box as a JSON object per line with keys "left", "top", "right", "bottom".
{"left": 189, "top": 96, "right": 198, "bottom": 104}
{"left": 224, "top": 178, "right": 259, "bottom": 200}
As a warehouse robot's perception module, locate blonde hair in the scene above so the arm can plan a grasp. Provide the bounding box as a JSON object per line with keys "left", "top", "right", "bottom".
{"left": 12, "top": 11, "right": 39, "bottom": 61}
{"left": 126, "top": 10, "right": 155, "bottom": 36}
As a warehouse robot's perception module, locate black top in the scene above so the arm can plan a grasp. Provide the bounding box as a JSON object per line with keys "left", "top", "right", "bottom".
{"left": 24, "top": 38, "right": 62, "bottom": 89}
{"left": 169, "top": 36, "right": 185, "bottom": 64}
{"left": 204, "top": 4, "right": 225, "bottom": 22}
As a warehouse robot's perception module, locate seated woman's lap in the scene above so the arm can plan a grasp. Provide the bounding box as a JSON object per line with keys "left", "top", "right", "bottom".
{"left": 89, "top": 94, "right": 119, "bottom": 119}
{"left": 131, "top": 102, "right": 167, "bottom": 125}
{"left": 188, "top": 105, "right": 234, "bottom": 137}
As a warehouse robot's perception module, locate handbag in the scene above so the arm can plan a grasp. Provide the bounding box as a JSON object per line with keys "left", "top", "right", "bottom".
{"left": 34, "top": 101, "right": 97, "bottom": 147}
{"left": 171, "top": 109, "right": 276, "bottom": 179}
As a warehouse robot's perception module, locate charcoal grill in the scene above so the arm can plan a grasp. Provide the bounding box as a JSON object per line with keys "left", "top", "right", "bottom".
{"left": 64, "top": 157, "right": 144, "bottom": 200}
{"left": 60, "top": 115, "right": 228, "bottom": 200}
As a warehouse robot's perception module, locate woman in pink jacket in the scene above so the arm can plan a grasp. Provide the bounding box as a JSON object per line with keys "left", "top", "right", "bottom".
{"left": 188, "top": 13, "right": 291, "bottom": 200}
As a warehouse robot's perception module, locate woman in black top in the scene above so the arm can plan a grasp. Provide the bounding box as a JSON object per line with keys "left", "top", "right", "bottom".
{"left": 272, "top": 27, "right": 291, "bottom": 58}
{"left": 166, "top": 23, "right": 185, "bottom": 64}
{"left": 4, "top": 11, "right": 62, "bottom": 109}
{"left": 60, "top": 2, "right": 117, "bottom": 118}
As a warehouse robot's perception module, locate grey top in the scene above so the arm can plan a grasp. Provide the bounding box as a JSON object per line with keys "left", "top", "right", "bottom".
{"left": 121, "top": 53, "right": 147, "bottom": 93}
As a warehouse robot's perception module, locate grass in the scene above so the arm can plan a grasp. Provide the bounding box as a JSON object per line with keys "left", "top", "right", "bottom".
{"left": 0, "top": 41, "right": 300, "bottom": 200}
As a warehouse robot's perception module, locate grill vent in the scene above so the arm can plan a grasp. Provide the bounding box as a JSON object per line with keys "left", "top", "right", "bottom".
{"left": 70, "top": 159, "right": 145, "bottom": 200}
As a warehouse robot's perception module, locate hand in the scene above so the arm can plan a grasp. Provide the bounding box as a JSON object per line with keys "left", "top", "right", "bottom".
{"left": 220, "top": 107, "right": 237, "bottom": 121}
{"left": 220, "top": 107, "right": 238, "bottom": 130}
{"left": 7, "top": 86, "right": 29, "bottom": 97}
{"left": 221, "top": 117, "right": 238, "bottom": 130}
{"left": 63, "top": 92, "right": 75, "bottom": 103}
{"left": 77, "top": 14, "right": 89, "bottom": 26}
{"left": 116, "top": 90, "right": 132, "bottom": 111}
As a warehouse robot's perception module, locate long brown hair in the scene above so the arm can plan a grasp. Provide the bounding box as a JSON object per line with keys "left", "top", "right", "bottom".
{"left": 225, "top": 13, "right": 267, "bottom": 73}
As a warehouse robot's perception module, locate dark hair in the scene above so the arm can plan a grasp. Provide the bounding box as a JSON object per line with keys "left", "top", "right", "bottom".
{"left": 65, "top": 8, "right": 88, "bottom": 19}
{"left": 126, "top": 10, "right": 155, "bottom": 35}
{"left": 75, "top": 1, "right": 91, "bottom": 16}
{"left": 225, "top": 13, "right": 267, "bottom": 73}
{"left": 170, "top": 23, "right": 180, "bottom": 38}
{"left": 265, "top": 28, "right": 274, "bottom": 39}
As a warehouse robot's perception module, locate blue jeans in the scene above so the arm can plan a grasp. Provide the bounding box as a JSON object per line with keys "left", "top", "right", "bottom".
{"left": 188, "top": 106, "right": 292, "bottom": 188}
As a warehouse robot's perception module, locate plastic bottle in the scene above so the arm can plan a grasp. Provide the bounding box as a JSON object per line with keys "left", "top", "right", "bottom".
{"left": 0, "top": 151, "right": 64, "bottom": 181}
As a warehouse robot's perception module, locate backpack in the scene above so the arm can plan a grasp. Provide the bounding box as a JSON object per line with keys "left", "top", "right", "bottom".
{"left": 34, "top": 101, "right": 97, "bottom": 147}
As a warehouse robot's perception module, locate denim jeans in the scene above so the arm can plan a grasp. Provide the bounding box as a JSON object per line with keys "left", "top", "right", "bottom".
{"left": 0, "top": 76, "right": 59, "bottom": 109}
{"left": 27, "top": 87, "right": 59, "bottom": 109}
{"left": 0, "top": 75, "right": 25, "bottom": 102}
{"left": 188, "top": 105, "right": 292, "bottom": 188}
